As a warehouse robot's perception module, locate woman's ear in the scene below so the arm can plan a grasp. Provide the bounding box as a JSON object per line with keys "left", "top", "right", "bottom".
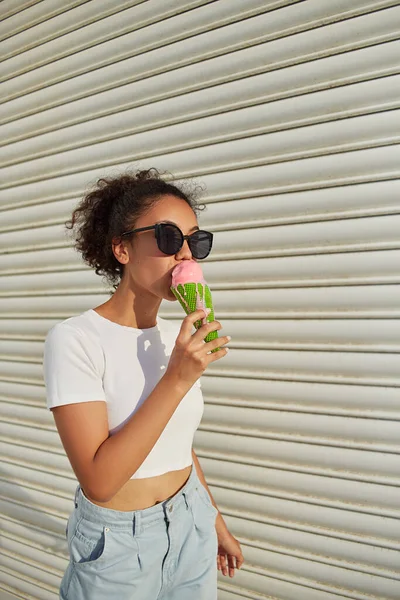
{"left": 111, "top": 238, "right": 130, "bottom": 265}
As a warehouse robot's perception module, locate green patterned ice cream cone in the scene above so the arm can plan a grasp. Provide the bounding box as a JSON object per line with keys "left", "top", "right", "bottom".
{"left": 170, "top": 282, "right": 220, "bottom": 352}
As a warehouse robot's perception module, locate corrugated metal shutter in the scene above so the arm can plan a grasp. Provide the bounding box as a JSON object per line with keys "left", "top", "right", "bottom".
{"left": 1, "top": 1, "right": 400, "bottom": 598}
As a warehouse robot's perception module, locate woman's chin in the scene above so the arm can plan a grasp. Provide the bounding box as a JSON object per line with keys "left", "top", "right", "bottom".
{"left": 165, "top": 287, "right": 178, "bottom": 301}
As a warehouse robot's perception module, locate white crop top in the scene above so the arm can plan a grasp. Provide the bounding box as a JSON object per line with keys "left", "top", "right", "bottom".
{"left": 43, "top": 309, "right": 204, "bottom": 479}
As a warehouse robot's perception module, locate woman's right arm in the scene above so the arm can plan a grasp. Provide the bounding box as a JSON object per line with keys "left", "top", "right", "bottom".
{"left": 49, "top": 309, "right": 230, "bottom": 502}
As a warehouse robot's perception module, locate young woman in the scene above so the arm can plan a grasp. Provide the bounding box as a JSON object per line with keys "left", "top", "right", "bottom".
{"left": 43, "top": 168, "right": 244, "bottom": 599}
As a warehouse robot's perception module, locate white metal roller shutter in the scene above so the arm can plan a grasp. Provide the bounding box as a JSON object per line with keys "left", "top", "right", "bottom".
{"left": 0, "top": 1, "right": 400, "bottom": 599}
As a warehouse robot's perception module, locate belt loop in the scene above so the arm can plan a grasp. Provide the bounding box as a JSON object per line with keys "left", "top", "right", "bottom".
{"left": 74, "top": 484, "right": 80, "bottom": 508}
{"left": 133, "top": 512, "right": 139, "bottom": 536}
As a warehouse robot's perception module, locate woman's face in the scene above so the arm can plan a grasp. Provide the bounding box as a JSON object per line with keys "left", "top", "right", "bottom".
{"left": 119, "top": 194, "right": 201, "bottom": 301}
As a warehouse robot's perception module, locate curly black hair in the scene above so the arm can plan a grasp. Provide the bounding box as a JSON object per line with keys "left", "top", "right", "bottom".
{"left": 65, "top": 167, "right": 206, "bottom": 290}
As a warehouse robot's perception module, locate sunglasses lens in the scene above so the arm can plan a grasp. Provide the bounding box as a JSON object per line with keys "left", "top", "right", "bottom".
{"left": 158, "top": 224, "right": 182, "bottom": 254}
{"left": 157, "top": 224, "right": 213, "bottom": 258}
{"left": 190, "top": 231, "right": 213, "bottom": 259}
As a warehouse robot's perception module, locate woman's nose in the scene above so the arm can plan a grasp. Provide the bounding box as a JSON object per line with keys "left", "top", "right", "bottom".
{"left": 175, "top": 239, "right": 192, "bottom": 260}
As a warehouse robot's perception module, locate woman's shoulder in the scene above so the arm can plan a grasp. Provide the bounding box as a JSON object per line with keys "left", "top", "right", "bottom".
{"left": 45, "top": 309, "right": 100, "bottom": 347}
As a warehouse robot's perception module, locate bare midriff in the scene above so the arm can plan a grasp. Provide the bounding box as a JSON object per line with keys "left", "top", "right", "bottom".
{"left": 81, "top": 464, "right": 193, "bottom": 511}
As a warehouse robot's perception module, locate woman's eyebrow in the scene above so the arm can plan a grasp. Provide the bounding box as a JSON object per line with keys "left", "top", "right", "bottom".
{"left": 160, "top": 220, "right": 200, "bottom": 232}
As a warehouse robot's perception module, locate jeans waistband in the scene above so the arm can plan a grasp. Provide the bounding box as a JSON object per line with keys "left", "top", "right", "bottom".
{"left": 73, "top": 462, "right": 199, "bottom": 531}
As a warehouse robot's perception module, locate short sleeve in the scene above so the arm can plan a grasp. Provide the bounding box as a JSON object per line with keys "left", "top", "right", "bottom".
{"left": 43, "top": 322, "right": 106, "bottom": 410}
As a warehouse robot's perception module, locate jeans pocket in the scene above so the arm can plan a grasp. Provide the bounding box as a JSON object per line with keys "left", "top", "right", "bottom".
{"left": 196, "top": 485, "right": 218, "bottom": 517}
{"left": 70, "top": 516, "right": 110, "bottom": 568}
{"left": 69, "top": 515, "right": 142, "bottom": 576}
{"left": 190, "top": 486, "right": 218, "bottom": 538}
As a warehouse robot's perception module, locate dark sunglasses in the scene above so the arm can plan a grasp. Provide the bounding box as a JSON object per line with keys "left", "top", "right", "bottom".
{"left": 120, "top": 222, "right": 213, "bottom": 259}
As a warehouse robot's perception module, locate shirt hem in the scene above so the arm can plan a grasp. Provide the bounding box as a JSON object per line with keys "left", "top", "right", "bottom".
{"left": 130, "top": 459, "right": 193, "bottom": 479}
{"left": 47, "top": 397, "right": 107, "bottom": 410}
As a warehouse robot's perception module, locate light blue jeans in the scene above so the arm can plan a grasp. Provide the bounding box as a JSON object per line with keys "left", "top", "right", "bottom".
{"left": 60, "top": 463, "right": 218, "bottom": 599}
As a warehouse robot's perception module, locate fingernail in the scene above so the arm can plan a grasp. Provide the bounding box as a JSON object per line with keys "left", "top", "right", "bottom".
{"left": 227, "top": 336, "right": 231, "bottom": 341}
{"left": 206, "top": 308, "right": 211, "bottom": 315}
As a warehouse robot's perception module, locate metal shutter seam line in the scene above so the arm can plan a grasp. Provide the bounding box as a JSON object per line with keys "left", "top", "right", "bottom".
{"left": 3, "top": 76, "right": 400, "bottom": 167}
{"left": 0, "top": 1, "right": 43, "bottom": 24}
{"left": 3, "top": 1, "right": 399, "bottom": 88}
{"left": 0, "top": 0, "right": 91, "bottom": 40}
{"left": 0, "top": 0, "right": 283, "bottom": 68}
{"left": 0, "top": 0, "right": 150, "bottom": 58}
{"left": 2, "top": 41, "right": 400, "bottom": 144}
{"left": 1, "top": 104, "right": 396, "bottom": 183}
{"left": 2, "top": 5, "right": 400, "bottom": 116}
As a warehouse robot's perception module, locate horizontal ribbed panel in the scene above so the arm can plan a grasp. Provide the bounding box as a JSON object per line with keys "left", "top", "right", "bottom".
{"left": 2, "top": 5, "right": 400, "bottom": 132}
{"left": 1, "top": 0, "right": 146, "bottom": 59}
{"left": 1, "top": 2, "right": 400, "bottom": 599}
{"left": 0, "top": 0, "right": 273, "bottom": 68}
{"left": 2, "top": 146, "right": 399, "bottom": 208}
{"left": 0, "top": 1, "right": 85, "bottom": 38}
{"left": 2, "top": 1, "right": 399, "bottom": 107}
{"left": 2, "top": 111, "right": 400, "bottom": 188}
{"left": 2, "top": 40, "right": 400, "bottom": 152}
{"left": 0, "top": 2, "right": 41, "bottom": 23}
{"left": 3, "top": 74, "right": 400, "bottom": 166}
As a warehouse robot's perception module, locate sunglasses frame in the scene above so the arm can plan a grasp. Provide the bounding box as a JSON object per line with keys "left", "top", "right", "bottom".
{"left": 120, "top": 223, "right": 213, "bottom": 259}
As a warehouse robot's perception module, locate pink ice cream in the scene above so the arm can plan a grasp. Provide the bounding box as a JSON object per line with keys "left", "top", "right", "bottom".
{"left": 171, "top": 260, "right": 209, "bottom": 323}
{"left": 171, "top": 260, "right": 207, "bottom": 287}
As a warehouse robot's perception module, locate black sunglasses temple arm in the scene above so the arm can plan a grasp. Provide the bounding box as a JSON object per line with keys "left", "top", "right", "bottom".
{"left": 120, "top": 225, "right": 156, "bottom": 237}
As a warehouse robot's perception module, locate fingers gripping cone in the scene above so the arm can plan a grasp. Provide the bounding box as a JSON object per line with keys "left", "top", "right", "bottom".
{"left": 170, "top": 261, "right": 220, "bottom": 352}
{"left": 171, "top": 283, "right": 218, "bottom": 344}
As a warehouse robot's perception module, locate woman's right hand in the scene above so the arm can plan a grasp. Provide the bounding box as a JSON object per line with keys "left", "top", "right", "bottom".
{"left": 165, "top": 308, "right": 230, "bottom": 390}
